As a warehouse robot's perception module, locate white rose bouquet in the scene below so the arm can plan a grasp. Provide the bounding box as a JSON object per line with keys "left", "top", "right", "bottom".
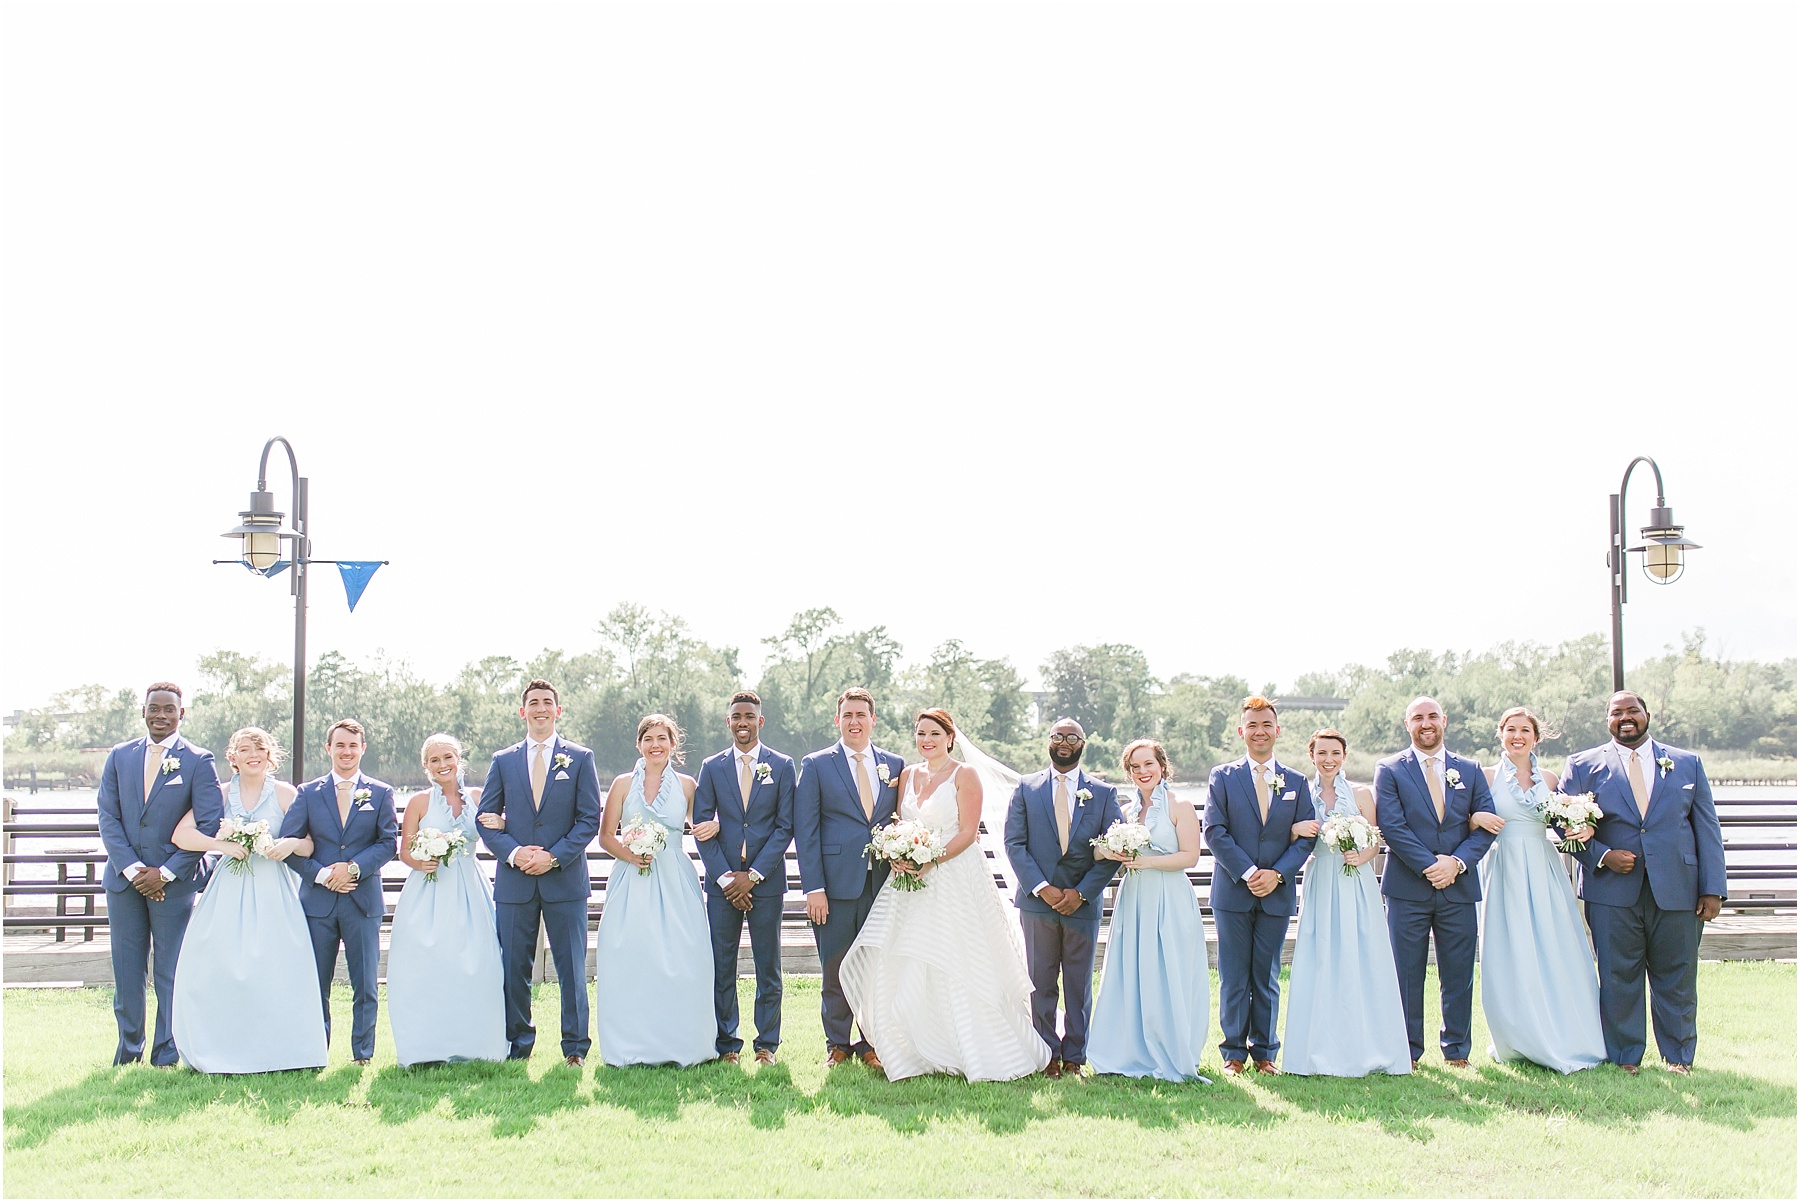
{"left": 408, "top": 826, "right": 469, "bottom": 882}
{"left": 619, "top": 816, "right": 666, "bottom": 875}
{"left": 215, "top": 816, "right": 274, "bottom": 874}
{"left": 863, "top": 818, "right": 948, "bottom": 892}
{"left": 1538, "top": 791, "right": 1602, "bottom": 853}
{"left": 1091, "top": 820, "right": 1154, "bottom": 865}
{"left": 1319, "top": 812, "right": 1380, "bottom": 877}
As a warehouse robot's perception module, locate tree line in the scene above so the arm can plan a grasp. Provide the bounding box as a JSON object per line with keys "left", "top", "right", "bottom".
{"left": 5, "top": 605, "right": 1793, "bottom": 786}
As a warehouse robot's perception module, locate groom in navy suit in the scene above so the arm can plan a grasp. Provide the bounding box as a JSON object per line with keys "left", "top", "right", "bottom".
{"left": 693, "top": 691, "right": 797, "bottom": 1064}
{"left": 1563, "top": 691, "right": 1725, "bottom": 1074}
{"left": 1003, "top": 718, "right": 1121, "bottom": 1078}
{"left": 1373, "top": 695, "right": 1497, "bottom": 1068}
{"left": 280, "top": 718, "right": 397, "bottom": 1064}
{"left": 477, "top": 679, "right": 602, "bottom": 1065}
{"left": 94, "top": 682, "right": 224, "bottom": 1065}
{"left": 1204, "top": 696, "right": 1317, "bottom": 1075}
{"left": 794, "top": 687, "right": 904, "bottom": 1068}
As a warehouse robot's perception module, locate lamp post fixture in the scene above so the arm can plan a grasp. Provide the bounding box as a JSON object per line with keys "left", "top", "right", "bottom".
{"left": 221, "top": 437, "right": 311, "bottom": 783}
{"left": 1609, "top": 456, "right": 1701, "bottom": 692}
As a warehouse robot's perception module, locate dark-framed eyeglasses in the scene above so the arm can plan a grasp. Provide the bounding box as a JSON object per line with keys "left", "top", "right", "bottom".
{"left": 1048, "top": 733, "right": 1084, "bottom": 745}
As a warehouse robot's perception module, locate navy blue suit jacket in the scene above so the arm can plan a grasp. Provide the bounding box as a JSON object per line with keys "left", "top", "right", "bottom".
{"left": 476, "top": 735, "right": 602, "bottom": 905}
{"left": 1562, "top": 740, "right": 1726, "bottom": 910}
{"left": 693, "top": 744, "right": 796, "bottom": 898}
{"left": 1003, "top": 768, "right": 1121, "bottom": 919}
{"left": 1373, "top": 747, "right": 1496, "bottom": 904}
{"left": 280, "top": 772, "right": 398, "bottom": 918}
{"left": 95, "top": 734, "right": 224, "bottom": 897}
{"left": 794, "top": 743, "right": 905, "bottom": 899}
{"left": 1203, "top": 757, "right": 1317, "bottom": 915}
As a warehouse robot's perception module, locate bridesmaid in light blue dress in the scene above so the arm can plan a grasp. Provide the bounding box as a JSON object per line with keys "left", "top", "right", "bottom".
{"left": 1281, "top": 729, "right": 1412, "bottom": 1076}
{"left": 1088, "top": 739, "right": 1210, "bottom": 1082}
{"left": 170, "top": 727, "right": 327, "bottom": 1073}
{"left": 1477, "top": 707, "right": 1606, "bottom": 1073}
{"left": 593, "top": 715, "right": 716, "bottom": 1067}
{"left": 387, "top": 734, "right": 508, "bottom": 1067}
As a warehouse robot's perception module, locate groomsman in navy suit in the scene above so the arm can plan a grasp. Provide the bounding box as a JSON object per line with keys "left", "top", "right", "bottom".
{"left": 794, "top": 687, "right": 904, "bottom": 1068}
{"left": 476, "top": 679, "right": 602, "bottom": 1065}
{"left": 281, "top": 718, "right": 397, "bottom": 1064}
{"left": 1204, "top": 696, "right": 1317, "bottom": 1075}
{"left": 1562, "top": 691, "right": 1725, "bottom": 1074}
{"left": 1374, "top": 696, "right": 1497, "bottom": 1068}
{"left": 95, "top": 683, "right": 224, "bottom": 1066}
{"left": 1003, "top": 718, "right": 1122, "bottom": 1078}
{"left": 693, "top": 691, "right": 796, "bottom": 1064}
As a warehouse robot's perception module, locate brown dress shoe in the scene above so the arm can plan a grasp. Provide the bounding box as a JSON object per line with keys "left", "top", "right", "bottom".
{"left": 1410, "top": 1060, "right": 1420, "bottom": 1070}
{"left": 1221, "top": 1059, "right": 1246, "bottom": 1076}
{"left": 564, "top": 1055, "right": 584, "bottom": 1068}
{"left": 1254, "top": 1059, "right": 1281, "bottom": 1075}
{"left": 824, "top": 1048, "right": 851, "bottom": 1067}
{"left": 719, "top": 1051, "right": 740, "bottom": 1064}
{"left": 1041, "top": 1059, "right": 1063, "bottom": 1079}
{"left": 1666, "top": 1063, "right": 1691, "bottom": 1075}
{"left": 1619, "top": 1063, "right": 1640, "bottom": 1075}
{"left": 1444, "top": 1058, "right": 1471, "bottom": 1069}
{"left": 755, "top": 1049, "right": 777, "bottom": 1065}
{"left": 860, "top": 1050, "right": 884, "bottom": 1070}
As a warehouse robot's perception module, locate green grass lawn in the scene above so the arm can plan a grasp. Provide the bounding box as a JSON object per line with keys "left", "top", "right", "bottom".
{"left": 3, "top": 963, "right": 1793, "bottom": 1197}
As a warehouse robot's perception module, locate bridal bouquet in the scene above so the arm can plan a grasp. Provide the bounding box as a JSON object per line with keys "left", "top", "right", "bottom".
{"left": 1538, "top": 791, "right": 1602, "bottom": 853}
{"left": 1091, "top": 820, "right": 1153, "bottom": 865}
{"left": 215, "top": 816, "right": 274, "bottom": 874}
{"left": 408, "top": 826, "right": 469, "bottom": 882}
{"left": 1319, "top": 812, "right": 1380, "bottom": 877}
{"left": 619, "top": 816, "right": 666, "bottom": 875}
{"left": 863, "top": 819, "right": 948, "bottom": 892}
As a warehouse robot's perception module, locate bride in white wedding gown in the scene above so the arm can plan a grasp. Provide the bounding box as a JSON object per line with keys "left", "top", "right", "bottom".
{"left": 840, "top": 708, "right": 1051, "bottom": 1081}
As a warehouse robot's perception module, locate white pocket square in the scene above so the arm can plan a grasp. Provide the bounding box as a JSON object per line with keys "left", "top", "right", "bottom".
{"left": 1683, "top": 783, "right": 1695, "bottom": 790}
{"left": 166, "top": 775, "right": 183, "bottom": 786}
{"left": 1282, "top": 790, "right": 1297, "bottom": 801}
{"left": 555, "top": 770, "right": 570, "bottom": 780}
{"left": 357, "top": 802, "right": 374, "bottom": 811}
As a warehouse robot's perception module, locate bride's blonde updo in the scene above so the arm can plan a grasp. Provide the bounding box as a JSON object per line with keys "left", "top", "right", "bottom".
{"left": 915, "top": 708, "right": 957, "bottom": 752}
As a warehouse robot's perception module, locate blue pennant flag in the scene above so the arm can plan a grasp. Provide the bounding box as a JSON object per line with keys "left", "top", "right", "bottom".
{"left": 337, "top": 561, "right": 384, "bottom": 612}
{"left": 241, "top": 559, "right": 292, "bottom": 579}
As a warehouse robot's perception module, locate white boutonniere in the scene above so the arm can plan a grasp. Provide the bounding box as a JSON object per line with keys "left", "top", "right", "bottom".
{"left": 754, "top": 762, "right": 772, "bottom": 782}
{"left": 1443, "top": 768, "right": 1462, "bottom": 788}
{"left": 159, "top": 757, "right": 180, "bottom": 776}
{"left": 876, "top": 763, "right": 892, "bottom": 784}
{"left": 353, "top": 788, "right": 372, "bottom": 803}
{"left": 552, "top": 753, "right": 572, "bottom": 771}
{"left": 1075, "top": 787, "right": 1092, "bottom": 804}
{"left": 1270, "top": 773, "right": 1286, "bottom": 793}
{"left": 1657, "top": 756, "right": 1674, "bottom": 778}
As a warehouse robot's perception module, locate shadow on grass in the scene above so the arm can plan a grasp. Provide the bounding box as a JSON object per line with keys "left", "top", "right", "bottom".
{"left": 365, "top": 1058, "right": 589, "bottom": 1138}
{"left": 1277, "top": 1059, "right": 1797, "bottom": 1142}
{"left": 4, "top": 1063, "right": 365, "bottom": 1152}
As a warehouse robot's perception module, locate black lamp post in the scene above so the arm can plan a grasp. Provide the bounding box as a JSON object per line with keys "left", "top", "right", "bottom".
{"left": 220, "top": 437, "right": 311, "bottom": 783}
{"left": 1609, "top": 456, "right": 1701, "bottom": 691}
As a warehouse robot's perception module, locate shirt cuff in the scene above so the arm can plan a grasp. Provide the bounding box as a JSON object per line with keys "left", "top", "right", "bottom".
{"left": 1242, "top": 865, "right": 1259, "bottom": 882}
{"left": 1031, "top": 881, "right": 1053, "bottom": 897}
{"left": 315, "top": 867, "right": 333, "bottom": 885}
{"left": 158, "top": 866, "right": 175, "bottom": 882}
{"left": 127, "top": 861, "right": 146, "bottom": 875}
{"left": 806, "top": 888, "right": 825, "bottom": 898}
{"left": 507, "top": 848, "right": 522, "bottom": 868}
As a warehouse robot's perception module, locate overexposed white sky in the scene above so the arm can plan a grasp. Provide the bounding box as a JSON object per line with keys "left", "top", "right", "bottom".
{"left": 2, "top": 0, "right": 1794, "bottom": 714}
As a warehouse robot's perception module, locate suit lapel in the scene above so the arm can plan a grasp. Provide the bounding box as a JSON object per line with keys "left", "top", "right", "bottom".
{"left": 1600, "top": 742, "right": 1642, "bottom": 822}
{"left": 1232, "top": 760, "right": 1260, "bottom": 826}
{"left": 1644, "top": 740, "right": 1671, "bottom": 818}
{"left": 143, "top": 739, "right": 172, "bottom": 807}
{"left": 1401, "top": 750, "right": 1433, "bottom": 817}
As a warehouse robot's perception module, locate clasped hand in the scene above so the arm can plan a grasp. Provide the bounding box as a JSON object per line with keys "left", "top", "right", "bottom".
{"left": 325, "top": 862, "right": 357, "bottom": 892}
{"left": 1245, "top": 868, "right": 1281, "bottom": 898}
{"left": 130, "top": 865, "right": 166, "bottom": 902}
{"left": 720, "top": 872, "right": 755, "bottom": 910}
{"left": 1422, "top": 854, "right": 1461, "bottom": 889}
{"left": 1038, "top": 884, "right": 1084, "bottom": 916}
{"left": 515, "top": 847, "right": 555, "bottom": 875}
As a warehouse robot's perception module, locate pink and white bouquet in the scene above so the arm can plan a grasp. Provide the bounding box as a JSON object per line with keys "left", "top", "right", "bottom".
{"left": 408, "top": 826, "right": 469, "bottom": 882}
{"left": 619, "top": 816, "right": 666, "bottom": 875}
{"left": 1320, "top": 812, "right": 1380, "bottom": 877}
{"left": 863, "top": 819, "right": 948, "bottom": 892}
{"left": 1538, "top": 791, "right": 1602, "bottom": 853}
{"left": 215, "top": 816, "right": 274, "bottom": 874}
{"left": 1091, "top": 820, "right": 1154, "bottom": 865}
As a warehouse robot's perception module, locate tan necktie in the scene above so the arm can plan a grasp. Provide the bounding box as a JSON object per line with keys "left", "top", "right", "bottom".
{"left": 739, "top": 754, "right": 755, "bottom": 861}
{"left": 1425, "top": 758, "right": 1446, "bottom": 822}
{"left": 336, "top": 779, "right": 353, "bottom": 826}
{"left": 854, "top": 752, "right": 876, "bottom": 821}
{"left": 143, "top": 744, "right": 162, "bottom": 798}
{"left": 1629, "top": 749, "right": 1652, "bottom": 817}
{"left": 1054, "top": 775, "right": 1072, "bottom": 853}
{"left": 530, "top": 744, "right": 548, "bottom": 809}
{"left": 1253, "top": 764, "right": 1272, "bottom": 823}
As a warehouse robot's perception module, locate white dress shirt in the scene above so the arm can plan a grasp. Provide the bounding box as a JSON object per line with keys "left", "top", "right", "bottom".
{"left": 317, "top": 770, "right": 365, "bottom": 884}
{"left": 128, "top": 732, "right": 181, "bottom": 881}
{"left": 1411, "top": 745, "right": 1466, "bottom": 872}
{"left": 508, "top": 734, "right": 559, "bottom": 868}
{"left": 734, "top": 744, "right": 765, "bottom": 882}
{"left": 1242, "top": 754, "right": 1277, "bottom": 881}
{"left": 806, "top": 741, "right": 878, "bottom": 898}
{"left": 1033, "top": 768, "right": 1085, "bottom": 897}
{"left": 1613, "top": 739, "right": 1659, "bottom": 797}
